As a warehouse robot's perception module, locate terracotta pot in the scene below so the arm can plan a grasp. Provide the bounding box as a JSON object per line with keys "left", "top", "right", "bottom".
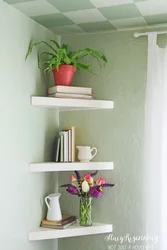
{"left": 52, "top": 64, "right": 76, "bottom": 86}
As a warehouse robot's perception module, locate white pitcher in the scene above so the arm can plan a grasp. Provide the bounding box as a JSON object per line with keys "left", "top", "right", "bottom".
{"left": 45, "top": 193, "right": 62, "bottom": 221}
{"left": 76, "top": 146, "right": 97, "bottom": 162}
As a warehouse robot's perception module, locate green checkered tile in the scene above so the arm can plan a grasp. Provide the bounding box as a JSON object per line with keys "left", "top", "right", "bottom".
{"left": 89, "top": 0, "right": 134, "bottom": 8}
{"left": 10, "top": 0, "right": 59, "bottom": 17}
{"left": 64, "top": 9, "right": 106, "bottom": 24}
{"left": 110, "top": 17, "right": 147, "bottom": 29}
{"left": 32, "top": 13, "right": 74, "bottom": 27}
{"left": 79, "top": 21, "right": 116, "bottom": 32}
{"left": 3, "top": 0, "right": 167, "bottom": 33}
{"left": 99, "top": 3, "right": 141, "bottom": 20}
{"left": 144, "top": 13, "right": 167, "bottom": 26}
{"left": 47, "top": 0, "right": 94, "bottom": 12}
{"left": 49, "top": 24, "right": 85, "bottom": 35}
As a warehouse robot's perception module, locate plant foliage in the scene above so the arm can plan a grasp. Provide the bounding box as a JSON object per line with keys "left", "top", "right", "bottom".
{"left": 25, "top": 39, "right": 107, "bottom": 73}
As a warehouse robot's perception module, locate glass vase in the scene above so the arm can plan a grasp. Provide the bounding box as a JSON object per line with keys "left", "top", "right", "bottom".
{"left": 80, "top": 196, "right": 92, "bottom": 226}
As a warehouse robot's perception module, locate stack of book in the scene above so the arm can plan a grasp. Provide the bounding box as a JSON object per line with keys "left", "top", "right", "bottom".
{"left": 54, "top": 126, "right": 75, "bottom": 162}
{"left": 41, "top": 215, "right": 76, "bottom": 230}
{"left": 48, "top": 86, "right": 93, "bottom": 100}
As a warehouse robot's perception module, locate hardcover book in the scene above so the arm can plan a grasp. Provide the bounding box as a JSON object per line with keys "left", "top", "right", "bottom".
{"left": 42, "top": 215, "right": 76, "bottom": 226}
{"left": 48, "top": 86, "right": 92, "bottom": 95}
{"left": 41, "top": 220, "right": 76, "bottom": 230}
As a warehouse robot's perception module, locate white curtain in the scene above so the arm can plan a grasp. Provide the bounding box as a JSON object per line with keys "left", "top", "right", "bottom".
{"left": 144, "top": 33, "right": 167, "bottom": 250}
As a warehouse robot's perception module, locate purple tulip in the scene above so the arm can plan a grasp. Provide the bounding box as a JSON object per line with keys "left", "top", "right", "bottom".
{"left": 89, "top": 186, "right": 103, "bottom": 198}
{"left": 66, "top": 185, "right": 78, "bottom": 195}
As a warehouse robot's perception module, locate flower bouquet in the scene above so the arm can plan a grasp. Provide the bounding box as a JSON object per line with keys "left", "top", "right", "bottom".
{"left": 60, "top": 171, "right": 114, "bottom": 226}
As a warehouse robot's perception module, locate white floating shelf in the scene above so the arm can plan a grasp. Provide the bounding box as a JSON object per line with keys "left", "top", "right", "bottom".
{"left": 30, "top": 162, "right": 114, "bottom": 172}
{"left": 29, "top": 223, "right": 113, "bottom": 241}
{"left": 31, "top": 97, "right": 114, "bottom": 111}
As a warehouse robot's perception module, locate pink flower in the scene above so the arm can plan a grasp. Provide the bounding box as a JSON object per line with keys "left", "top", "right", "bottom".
{"left": 70, "top": 175, "right": 76, "bottom": 182}
{"left": 84, "top": 173, "right": 91, "bottom": 182}
{"left": 96, "top": 178, "right": 106, "bottom": 186}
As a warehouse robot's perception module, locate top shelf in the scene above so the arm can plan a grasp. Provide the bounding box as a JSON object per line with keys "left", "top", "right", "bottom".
{"left": 31, "top": 97, "right": 114, "bottom": 111}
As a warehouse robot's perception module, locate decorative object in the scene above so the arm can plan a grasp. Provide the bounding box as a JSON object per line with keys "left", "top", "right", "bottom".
{"left": 76, "top": 146, "right": 97, "bottom": 162}
{"left": 25, "top": 40, "right": 107, "bottom": 86}
{"left": 41, "top": 215, "right": 76, "bottom": 229}
{"left": 60, "top": 171, "right": 114, "bottom": 226}
{"left": 80, "top": 196, "right": 92, "bottom": 226}
{"left": 45, "top": 193, "right": 62, "bottom": 221}
{"left": 52, "top": 64, "right": 75, "bottom": 86}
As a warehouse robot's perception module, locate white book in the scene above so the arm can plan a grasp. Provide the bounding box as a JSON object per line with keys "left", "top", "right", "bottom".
{"left": 59, "top": 132, "right": 64, "bottom": 162}
{"left": 48, "top": 86, "right": 92, "bottom": 95}
{"left": 68, "top": 129, "right": 72, "bottom": 162}
{"left": 63, "top": 131, "right": 69, "bottom": 162}
{"left": 49, "top": 93, "right": 93, "bottom": 99}
{"left": 64, "top": 126, "right": 75, "bottom": 162}
{"left": 71, "top": 127, "right": 75, "bottom": 162}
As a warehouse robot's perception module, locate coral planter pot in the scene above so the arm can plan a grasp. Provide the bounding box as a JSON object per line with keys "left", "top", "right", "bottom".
{"left": 52, "top": 65, "right": 76, "bottom": 86}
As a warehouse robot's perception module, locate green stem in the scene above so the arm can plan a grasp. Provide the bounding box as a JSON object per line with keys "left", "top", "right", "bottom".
{"left": 80, "top": 196, "right": 92, "bottom": 226}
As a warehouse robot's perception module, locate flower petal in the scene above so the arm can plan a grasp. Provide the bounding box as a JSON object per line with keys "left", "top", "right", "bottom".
{"left": 82, "top": 180, "right": 90, "bottom": 193}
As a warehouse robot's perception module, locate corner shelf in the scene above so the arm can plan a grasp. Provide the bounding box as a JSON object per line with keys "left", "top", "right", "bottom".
{"left": 30, "top": 162, "right": 114, "bottom": 172}
{"left": 30, "top": 95, "right": 114, "bottom": 241}
{"left": 29, "top": 223, "right": 113, "bottom": 241}
{"left": 31, "top": 96, "right": 114, "bottom": 111}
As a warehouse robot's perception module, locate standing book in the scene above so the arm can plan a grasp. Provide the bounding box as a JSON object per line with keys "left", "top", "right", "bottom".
{"left": 54, "top": 136, "right": 60, "bottom": 162}
{"left": 64, "top": 126, "right": 75, "bottom": 162}
{"left": 63, "top": 131, "right": 69, "bottom": 162}
{"left": 59, "top": 132, "right": 64, "bottom": 162}
{"left": 68, "top": 129, "right": 72, "bottom": 162}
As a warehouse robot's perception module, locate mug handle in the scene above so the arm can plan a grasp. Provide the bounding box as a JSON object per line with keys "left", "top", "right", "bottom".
{"left": 45, "top": 196, "right": 51, "bottom": 210}
{"left": 90, "top": 147, "right": 97, "bottom": 160}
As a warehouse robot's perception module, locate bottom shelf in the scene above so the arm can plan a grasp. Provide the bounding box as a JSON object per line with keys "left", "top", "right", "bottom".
{"left": 29, "top": 223, "right": 113, "bottom": 241}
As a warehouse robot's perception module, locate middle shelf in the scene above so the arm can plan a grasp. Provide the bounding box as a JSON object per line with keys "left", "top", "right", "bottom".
{"left": 30, "top": 162, "right": 114, "bottom": 172}
{"left": 29, "top": 223, "right": 113, "bottom": 241}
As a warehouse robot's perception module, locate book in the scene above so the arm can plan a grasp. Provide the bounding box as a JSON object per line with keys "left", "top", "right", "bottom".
{"left": 64, "top": 131, "right": 69, "bottom": 162}
{"left": 68, "top": 129, "right": 72, "bottom": 162}
{"left": 48, "top": 86, "right": 92, "bottom": 95}
{"left": 54, "top": 136, "right": 60, "bottom": 162}
{"left": 42, "top": 215, "right": 76, "bottom": 226}
{"left": 64, "top": 126, "right": 75, "bottom": 162}
{"left": 41, "top": 220, "right": 76, "bottom": 229}
{"left": 49, "top": 93, "right": 93, "bottom": 100}
{"left": 59, "top": 132, "right": 64, "bottom": 162}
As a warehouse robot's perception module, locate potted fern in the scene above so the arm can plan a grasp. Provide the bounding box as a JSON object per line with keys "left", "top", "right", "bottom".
{"left": 26, "top": 40, "right": 107, "bottom": 86}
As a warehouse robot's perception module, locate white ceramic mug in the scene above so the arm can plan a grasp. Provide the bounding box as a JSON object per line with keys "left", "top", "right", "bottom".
{"left": 76, "top": 146, "right": 97, "bottom": 162}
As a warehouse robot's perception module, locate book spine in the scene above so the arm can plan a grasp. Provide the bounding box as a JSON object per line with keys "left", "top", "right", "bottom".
{"left": 41, "top": 220, "right": 76, "bottom": 229}
{"left": 68, "top": 130, "right": 72, "bottom": 162}
{"left": 55, "top": 137, "right": 60, "bottom": 162}
{"left": 64, "top": 131, "right": 69, "bottom": 162}
{"left": 49, "top": 93, "right": 93, "bottom": 99}
{"left": 59, "top": 132, "right": 64, "bottom": 162}
{"left": 71, "top": 127, "right": 75, "bottom": 162}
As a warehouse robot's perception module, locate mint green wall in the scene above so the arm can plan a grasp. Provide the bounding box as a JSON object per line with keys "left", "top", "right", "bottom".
{"left": 0, "top": 2, "right": 59, "bottom": 250}
{"left": 59, "top": 31, "right": 147, "bottom": 249}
